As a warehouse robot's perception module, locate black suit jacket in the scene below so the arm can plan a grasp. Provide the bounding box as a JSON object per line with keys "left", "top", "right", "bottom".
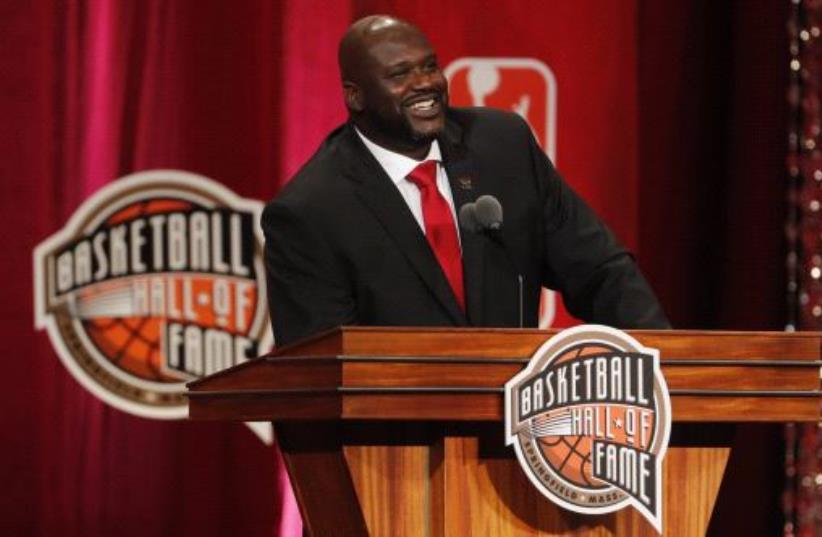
{"left": 262, "top": 107, "right": 669, "bottom": 346}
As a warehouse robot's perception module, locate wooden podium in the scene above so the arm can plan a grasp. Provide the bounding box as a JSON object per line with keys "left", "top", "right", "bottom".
{"left": 187, "top": 327, "right": 822, "bottom": 536}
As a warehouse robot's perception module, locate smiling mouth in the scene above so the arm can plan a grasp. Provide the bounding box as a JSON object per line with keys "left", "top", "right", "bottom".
{"left": 410, "top": 98, "right": 436, "bottom": 111}
{"left": 405, "top": 95, "right": 442, "bottom": 118}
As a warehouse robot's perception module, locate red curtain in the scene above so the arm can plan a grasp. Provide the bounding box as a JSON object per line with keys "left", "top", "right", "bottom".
{"left": 4, "top": 1, "right": 293, "bottom": 536}
{"left": 1, "top": 0, "right": 788, "bottom": 535}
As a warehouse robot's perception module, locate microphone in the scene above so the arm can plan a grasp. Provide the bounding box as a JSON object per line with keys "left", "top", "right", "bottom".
{"left": 458, "top": 202, "right": 482, "bottom": 233}
{"left": 458, "top": 195, "right": 503, "bottom": 232}
{"left": 458, "top": 195, "right": 524, "bottom": 328}
{"left": 474, "top": 195, "right": 503, "bottom": 230}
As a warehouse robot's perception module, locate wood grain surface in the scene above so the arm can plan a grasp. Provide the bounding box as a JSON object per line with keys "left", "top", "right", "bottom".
{"left": 189, "top": 327, "right": 822, "bottom": 422}
{"left": 277, "top": 422, "right": 369, "bottom": 537}
{"left": 345, "top": 445, "right": 429, "bottom": 536}
{"left": 333, "top": 426, "right": 730, "bottom": 537}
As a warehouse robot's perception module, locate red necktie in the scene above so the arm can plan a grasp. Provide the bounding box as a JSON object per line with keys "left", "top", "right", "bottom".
{"left": 406, "top": 160, "right": 465, "bottom": 311}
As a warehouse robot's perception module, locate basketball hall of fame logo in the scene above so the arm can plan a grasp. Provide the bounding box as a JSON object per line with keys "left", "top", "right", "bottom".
{"left": 505, "top": 325, "right": 671, "bottom": 532}
{"left": 34, "top": 170, "right": 272, "bottom": 419}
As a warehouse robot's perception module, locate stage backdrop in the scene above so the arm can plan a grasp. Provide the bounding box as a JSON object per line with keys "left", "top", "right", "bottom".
{"left": 1, "top": 0, "right": 787, "bottom": 536}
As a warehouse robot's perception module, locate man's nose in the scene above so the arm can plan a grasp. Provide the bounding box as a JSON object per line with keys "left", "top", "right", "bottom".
{"left": 410, "top": 69, "right": 439, "bottom": 89}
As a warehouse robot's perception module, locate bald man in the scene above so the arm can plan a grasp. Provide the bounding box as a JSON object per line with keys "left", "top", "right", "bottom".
{"left": 262, "top": 15, "right": 668, "bottom": 346}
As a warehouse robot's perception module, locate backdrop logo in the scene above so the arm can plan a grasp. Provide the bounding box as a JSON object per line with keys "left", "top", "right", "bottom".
{"left": 505, "top": 325, "right": 671, "bottom": 532}
{"left": 34, "top": 170, "right": 272, "bottom": 419}
{"left": 444, "top": 57, "right": 557, "bottom": 160}
{"left": 445, "top": 57, "right": 561, "bottom": 326}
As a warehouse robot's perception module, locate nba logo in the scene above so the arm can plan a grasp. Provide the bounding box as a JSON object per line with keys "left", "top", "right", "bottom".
{"left": 444, "top": 58, "right": 557, "bottom": 160}
{"left": 445, "top": 58, "right": 567, "bottom": 327}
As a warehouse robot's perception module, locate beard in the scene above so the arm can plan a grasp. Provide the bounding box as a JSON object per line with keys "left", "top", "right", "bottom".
{"left": 368, "top": 107, "right": 443, "bottom": 149}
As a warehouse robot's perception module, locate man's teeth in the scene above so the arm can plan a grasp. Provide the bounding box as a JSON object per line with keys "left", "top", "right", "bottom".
{"left": 410, "top": 99, "right": 436, "bottom": 111}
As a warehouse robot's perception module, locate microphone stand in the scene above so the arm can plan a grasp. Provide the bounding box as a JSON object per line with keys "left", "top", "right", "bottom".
{"left": 459, "top": 198, "right": 524, "bottom": 328}
{"left": 486, "top": 229, "right": 524, "bottom": 329}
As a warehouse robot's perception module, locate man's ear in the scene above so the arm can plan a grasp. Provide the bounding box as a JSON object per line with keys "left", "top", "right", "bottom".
{"left": 343, "top": 81, "right": 364, "bottom": 112}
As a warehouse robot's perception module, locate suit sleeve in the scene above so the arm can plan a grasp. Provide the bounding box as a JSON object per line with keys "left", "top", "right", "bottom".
{"left": 527, "top": 127, "right": 671, "bottom": 329}
{"left": 261, "top": 200, "right": 357, "bottom": 346}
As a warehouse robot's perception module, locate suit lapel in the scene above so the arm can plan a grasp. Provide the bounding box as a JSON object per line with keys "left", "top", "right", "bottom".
{"left": 439, "top": 120, "right": 485, "bottom": 326}
{"left": 337, "top": 125, "right": 468, "bottom": 325}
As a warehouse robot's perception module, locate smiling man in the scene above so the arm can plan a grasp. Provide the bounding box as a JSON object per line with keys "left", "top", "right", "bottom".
{"left": 262, "top": 15, "right": 669, "bottom": 346}
{"left": 338, "top": 15, "right": 447, "bottom": 158}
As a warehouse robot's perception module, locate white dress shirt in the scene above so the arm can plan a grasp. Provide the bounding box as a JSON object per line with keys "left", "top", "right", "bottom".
{"left": 355, "top": 128, "right": 460, "bottom": 238}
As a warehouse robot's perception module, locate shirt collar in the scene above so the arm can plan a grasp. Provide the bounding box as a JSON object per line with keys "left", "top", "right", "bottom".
{"left": 355, "top": 127, "right": 442, "bottom": 185}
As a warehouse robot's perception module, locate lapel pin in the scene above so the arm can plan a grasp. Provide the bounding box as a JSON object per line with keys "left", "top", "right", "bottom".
{"left": 457, "top": 176, "right": 473, "bottom": 190}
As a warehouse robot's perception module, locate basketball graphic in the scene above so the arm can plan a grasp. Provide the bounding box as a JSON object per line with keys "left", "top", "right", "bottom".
{"left": 505, "top": 325, "right": 671, "bottom": 533}
{"left": 34, "top": 170, "right": 271, "bottom": 419}
{"left": 536, "top": 428, "right": 597, "bottom": 488}
{"left": 77, "top": 199, "right": 187, "bottom": 383}
{"left": 527, "top": 343, "right": 657, "bottom": 488}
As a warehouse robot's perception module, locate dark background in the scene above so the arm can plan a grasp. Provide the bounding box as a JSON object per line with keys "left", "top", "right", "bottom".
{"left": 640, "top": 3, "right": 788, "bottom": 534}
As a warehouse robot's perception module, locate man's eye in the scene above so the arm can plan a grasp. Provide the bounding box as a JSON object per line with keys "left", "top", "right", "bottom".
{"left": 389, "top": 70, "right": 409, "bottom": 79}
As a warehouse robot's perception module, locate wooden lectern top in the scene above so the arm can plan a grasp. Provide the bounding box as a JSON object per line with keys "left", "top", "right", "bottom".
{"left": 187, "top": 327, "right": 822, "bottom": 423}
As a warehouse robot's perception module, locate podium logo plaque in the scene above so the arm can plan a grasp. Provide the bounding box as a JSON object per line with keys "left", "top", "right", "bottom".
{"left": 34, "top": 170, "right": 272, "bottom": 419}
{"left": 505, "top": 325, "right": 671, "bottom": 532}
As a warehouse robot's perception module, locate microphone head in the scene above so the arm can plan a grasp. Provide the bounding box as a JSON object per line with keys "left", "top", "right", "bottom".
{"left": 458, "top": 202, "right": 481, "bottom": 233}
{"left": 475, "top": 195, "right": 503, "bottom": 230}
